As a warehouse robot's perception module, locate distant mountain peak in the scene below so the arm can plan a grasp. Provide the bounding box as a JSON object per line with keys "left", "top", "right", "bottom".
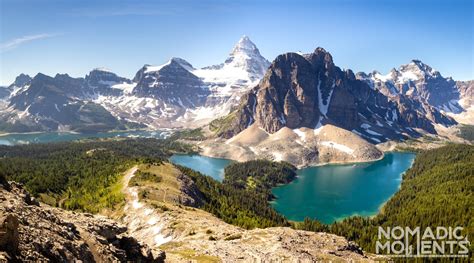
{"left": 169, "top": 57, "right": 195, "bottom": 71}
{"left": 230, "top": 35, "right": 259, "bottom": 56}
{"left": 92, "top": 67, "right": 114, "bottom": 73}
{"left": 220, "top": 36, "right": 270, "bottom": 80}
{"left": 357, "top": 59, "right": 462, "bottom": 113}
{"left": 309, "top": 47, "right": 334, "bottom": 66}
{"left": 10, "top": 73, "right": 32, "bottom": 88}
{"left": 141, "top": 57, "right": 194, "bottom": 74}
{"left": 314, "top": 47, "right": 328, "bottom": 53}
{"left": 400, "top": 59, "right": 438, "bottom": 78}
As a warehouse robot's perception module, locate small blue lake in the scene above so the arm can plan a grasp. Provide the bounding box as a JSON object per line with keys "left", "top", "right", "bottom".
{"left": 169, "top": 154, "right": 232, "bottom": 181}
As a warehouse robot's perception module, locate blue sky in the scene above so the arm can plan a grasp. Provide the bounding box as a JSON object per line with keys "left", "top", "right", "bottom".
{"left": 1, "top": 0, "right": 472, "bottom": 85}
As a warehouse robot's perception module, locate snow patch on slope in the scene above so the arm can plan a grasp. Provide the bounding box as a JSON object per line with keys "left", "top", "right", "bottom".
{"left": 320, "top": 141, "right": 355, "bottom": 156}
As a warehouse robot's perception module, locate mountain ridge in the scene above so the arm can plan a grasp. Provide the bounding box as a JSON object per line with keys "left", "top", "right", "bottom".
{"left": 1, "top": 38, "right": 471, "bottom": 138}
{"left": 211, "top": 48, "right": 457, "bottom": 142}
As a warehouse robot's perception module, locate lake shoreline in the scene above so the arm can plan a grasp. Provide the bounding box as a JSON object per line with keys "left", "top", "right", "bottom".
{"left": 169, "top": 152, "right": 416, "bottom": 224}
{"left": 198, "top": 145, "right": 387, "bottom": 169}
{"left": 271, "top": 152, "right": 416, "bottom": 224}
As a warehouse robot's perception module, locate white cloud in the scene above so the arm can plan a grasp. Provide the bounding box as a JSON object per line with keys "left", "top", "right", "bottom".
{"left": 0, "top": 34, "right": 56, "bottom": 52}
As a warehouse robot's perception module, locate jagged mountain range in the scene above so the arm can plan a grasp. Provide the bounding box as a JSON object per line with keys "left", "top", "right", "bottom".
{"left": 0, "top": 36, "right": 270, "bottom": 132}
{"left": 211, "top": 48, "right": 469, "bottom": 144}
{"left": 0, "top": 36, "right": 471, "bottom": 140}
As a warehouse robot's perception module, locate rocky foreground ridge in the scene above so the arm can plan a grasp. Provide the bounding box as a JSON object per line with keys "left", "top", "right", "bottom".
{"left": 0, "top": 181, "right": 163, "bottom": 262}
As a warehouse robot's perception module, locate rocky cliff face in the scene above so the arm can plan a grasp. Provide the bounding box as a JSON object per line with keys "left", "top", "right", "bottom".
{"left": 6, "top": 74, "right": 32, "bottom": 98}
{"left": 85, "top": 68, "right": 132, "bottom": 97}
{"left": 213, "top": 48, "right": 456, "bottom": 143}
{"left": 456, "top": 80, "right": 474, "bottom": 110}
{"left": 0, "top": 181, "right": 162, "bottom": 262}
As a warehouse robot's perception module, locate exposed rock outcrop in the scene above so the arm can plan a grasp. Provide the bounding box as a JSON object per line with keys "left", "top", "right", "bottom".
{"left": 0, "top": 181, "right": 161, "bottom": 262}
{"left": 177, "top": 173, "right": 205, "bottom": 207}
{"left": 452, "top": 80, "right": 474, "bottom": 124}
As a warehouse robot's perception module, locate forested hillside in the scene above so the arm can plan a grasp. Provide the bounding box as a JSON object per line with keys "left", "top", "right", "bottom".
{"left": 178, "top": 165, "right": 289, "bottom": 229}
{"left": 459, "top": 124, "right": 474, "bottom": 142}
{"left": 0, "top": 139, "right": 192, "bottom": 213}
{"left": 0, "top": 138, "right": 292, "bottom": 229}
{"left": 223, "top": 160, "right": 296, "bottom": 199}
{"left": 296, "top": 144, "right": 473, "bottom": 259}
{"left": 176, "top": 160, "right": 296, "bottom": 229}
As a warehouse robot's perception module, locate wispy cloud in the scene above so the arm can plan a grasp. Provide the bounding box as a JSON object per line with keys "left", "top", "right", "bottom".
{"left": 0, "top": 34, "right": 57, "bottom": 52}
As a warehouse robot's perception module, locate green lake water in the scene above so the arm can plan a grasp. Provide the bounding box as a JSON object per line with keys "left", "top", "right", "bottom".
{"left": 170, "top": 152, "right": 415, "bottom": 224}
{"left": 271, "top": 152, "right": 415, "bottom": 223}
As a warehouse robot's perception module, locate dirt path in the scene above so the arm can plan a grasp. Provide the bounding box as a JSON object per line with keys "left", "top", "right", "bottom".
{"left": 120, "top": 166, "right": 172, "bottom": 257}
{"left": 122, "top": 166, "right": 138, "bottom": 192}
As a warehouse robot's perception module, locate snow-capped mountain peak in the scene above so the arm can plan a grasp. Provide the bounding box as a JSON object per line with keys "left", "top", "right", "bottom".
{"left": 92, "top": 67, "right": 114, "bottom": 73}
{"left": 397, "top": 59, "right": 440, "bottom": 80}
{"left": 86, "top": 68, "right": 129, "bottom": 86}
{"left": 229, "top": 35, "right": 259, "bottom": 57}
{"left": 194, "top": 36, "right": 270, "bottom": 86}
{"left": 357, "top": 59, "right": 463, "bottom": 114}
{"left": 366, "top": 60, "right": 441, "bottom": 86}
{"left": 169, "top": 57, "right": 195, "bottom": 71}
{"left": 224, "top": 35, "right": 270, "bottom": 79}
{"left": 174, "top": 36, "right": 271, "bottom": 126}
{"left": 143, "top": 57, "right": 194, "bottom": 74}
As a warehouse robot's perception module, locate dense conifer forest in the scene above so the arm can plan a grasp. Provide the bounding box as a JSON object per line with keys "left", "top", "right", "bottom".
{"left": 178, "top": 165, "right": 289, "bottom": 229}
{"left": 0, "top": 138, "right": 192, "bottom": 213}
{"left": 295, "top": 144, "right": 473, "bottom": 259}
{"left": 459, "top": 125, "right": 474, "bottom": 142}
{"left": 223, "top": 160, "right": 297, "bottom": 199}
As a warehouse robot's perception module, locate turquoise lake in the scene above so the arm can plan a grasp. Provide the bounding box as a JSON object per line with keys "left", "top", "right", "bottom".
{"left": 170, "top": 152, "right": 415, "bottom": 224}
{"left": 169, "top": 154, "right": 233, "bottom": 181}
{"left": 0, "top": 130, "right": 169, "bottom": 145}
{"left": 271, "top": 152, "right": 415, "bottom": 223}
